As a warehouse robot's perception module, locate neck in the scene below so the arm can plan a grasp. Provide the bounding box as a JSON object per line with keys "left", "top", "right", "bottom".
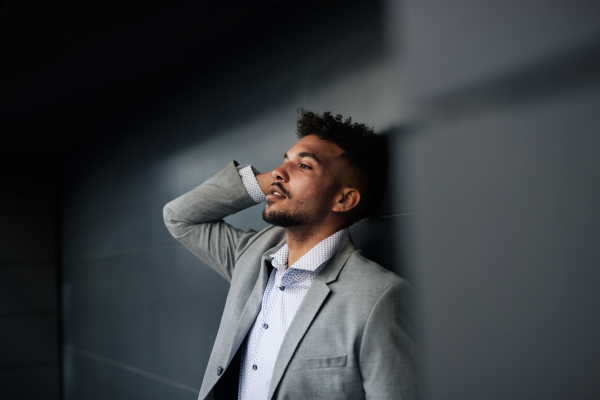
{"left": 284, "top": 222, "right": 346, "bottom": 268}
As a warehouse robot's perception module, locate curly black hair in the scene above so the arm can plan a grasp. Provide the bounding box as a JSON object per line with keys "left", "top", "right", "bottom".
{"left": 296, "top": 108, "right": 388, "bottom": 220}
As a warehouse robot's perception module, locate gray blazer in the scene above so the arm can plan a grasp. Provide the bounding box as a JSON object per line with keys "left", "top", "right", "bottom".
{"left": 163, "top": 161, "right": 419, "bottom": 400}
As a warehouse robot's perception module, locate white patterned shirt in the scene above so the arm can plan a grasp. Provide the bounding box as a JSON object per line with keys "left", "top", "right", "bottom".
{"left": 236, "top": 164, "right": 350, "bottom": 400}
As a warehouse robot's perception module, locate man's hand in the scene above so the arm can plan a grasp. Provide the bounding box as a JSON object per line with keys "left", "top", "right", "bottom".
{"left": 255, "top": 171, "right": 272, "bottom": 196}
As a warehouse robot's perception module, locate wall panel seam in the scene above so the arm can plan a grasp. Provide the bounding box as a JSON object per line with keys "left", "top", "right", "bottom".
{"left": 0, "top": 361, "right": 57, "bottom": 372}
{"left": 63, "top": 344, "right": 199, "bottom": 394}
{"left": 0, "top": 310, "right": 57, "bottom": 319}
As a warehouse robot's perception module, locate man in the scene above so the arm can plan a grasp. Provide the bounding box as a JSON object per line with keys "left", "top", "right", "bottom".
{"left": 163, "top": 109, "right": 419, "bottom": 400}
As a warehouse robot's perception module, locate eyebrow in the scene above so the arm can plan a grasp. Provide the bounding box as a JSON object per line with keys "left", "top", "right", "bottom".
{"left": 284, "top": 151, "right": 321, "bottom": 164}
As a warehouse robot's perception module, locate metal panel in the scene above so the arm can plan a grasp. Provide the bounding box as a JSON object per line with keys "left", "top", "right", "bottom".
{"left": 62, "top": 246, "right": 229, "bottom": 388}
{"left": 0, "top": 215, "right": 55, "bottom": 262}
{"left": 0, "top": 264, "right": 57, "bottom": 314}
{"left": 63, "top": 349, "right": 196, "bottom": 400}
{"left": 404, "top": 85, "right": 600, "bottom": 400}
{"left": 402, "top": 0, "right": 600, "bottom": 100}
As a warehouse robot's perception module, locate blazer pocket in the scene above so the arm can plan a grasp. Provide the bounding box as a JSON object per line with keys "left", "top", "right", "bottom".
{"left": 289, "top": 355, "right": 348, "bottom": 371}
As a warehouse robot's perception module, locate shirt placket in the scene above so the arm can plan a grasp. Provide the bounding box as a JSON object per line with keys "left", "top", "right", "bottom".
{"left": 240, "top": 267, "right": 277, "bottom": 400}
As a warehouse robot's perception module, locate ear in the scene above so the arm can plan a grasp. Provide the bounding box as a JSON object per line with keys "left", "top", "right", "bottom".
{"left": 332, "top": 187, "right": 361, "bottom": 213}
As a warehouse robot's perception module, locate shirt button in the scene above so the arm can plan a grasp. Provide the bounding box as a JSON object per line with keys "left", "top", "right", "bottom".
{"left": 279, "top": 286, "right": 285, "bottom": 291}
{"left": 263, "top": 323, "right": 269, "bottom": 329}
{"left": 252, "top": 365, "right": 258, "bottom": 370}
{"left": 217, "top": 366, "right": 223, "bottom": 376}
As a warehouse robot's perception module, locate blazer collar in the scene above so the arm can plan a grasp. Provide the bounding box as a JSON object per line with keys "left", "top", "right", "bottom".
{"left": 315, "top": 234, "right": 356, "bottom": 284}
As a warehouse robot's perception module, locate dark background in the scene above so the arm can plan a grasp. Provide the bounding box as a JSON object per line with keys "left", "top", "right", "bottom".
{"left": 1, "top": 0, "right": 599, "bottom": 399}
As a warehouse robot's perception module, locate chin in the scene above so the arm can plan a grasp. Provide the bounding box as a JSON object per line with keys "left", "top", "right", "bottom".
{"left": 262, "top": 208, "right": 309, "bottom": 228}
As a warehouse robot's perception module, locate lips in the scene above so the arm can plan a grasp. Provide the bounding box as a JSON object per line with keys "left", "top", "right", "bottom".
{"left": 267, "top": 183, "right": 289, "bottom": 198}
{"left": 269, "top": 185, "right": 285, "bottom": 197}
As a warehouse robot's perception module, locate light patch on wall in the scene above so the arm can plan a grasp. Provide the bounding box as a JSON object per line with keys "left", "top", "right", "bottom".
{"left": 160, "top": 58, "right": 405, "bottom": 199}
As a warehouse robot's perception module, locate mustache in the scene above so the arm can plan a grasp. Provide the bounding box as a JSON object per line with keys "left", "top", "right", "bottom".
{"left": 271, "top": 182, "right": 291, "bottom": 198}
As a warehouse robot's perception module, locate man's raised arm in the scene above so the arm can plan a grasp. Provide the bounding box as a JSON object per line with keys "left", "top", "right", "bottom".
{"left": 162, "top": 161, "right": 270, "bottom": 283}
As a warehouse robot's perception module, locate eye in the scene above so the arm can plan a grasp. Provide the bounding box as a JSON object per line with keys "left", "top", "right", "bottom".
{"left": 299, "top": 163, "right": 312, "bottom": 170}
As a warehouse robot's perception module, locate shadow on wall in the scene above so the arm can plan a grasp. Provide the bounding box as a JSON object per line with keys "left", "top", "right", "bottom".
{"left": 349, "top": 127, "right": 413, "bottom": 281}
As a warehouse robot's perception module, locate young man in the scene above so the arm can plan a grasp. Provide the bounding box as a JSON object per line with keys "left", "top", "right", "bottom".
{"left": 163, "top": 109, "right": 418, "bottom": 400}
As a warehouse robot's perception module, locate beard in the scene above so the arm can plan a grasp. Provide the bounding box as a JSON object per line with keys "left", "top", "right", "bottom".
{"left": 262, "top": 206, "right": 310, "bottom": 227}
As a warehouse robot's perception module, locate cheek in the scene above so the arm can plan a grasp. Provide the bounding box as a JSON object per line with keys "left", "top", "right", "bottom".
{"left": 302, "top": 187, "right": 335, "bottom": 210}
{"left": 291, "top": 185, "right": 318, "bottom": 205}
{"left": 291, "top": 174, "right": 336, "bottom": 206}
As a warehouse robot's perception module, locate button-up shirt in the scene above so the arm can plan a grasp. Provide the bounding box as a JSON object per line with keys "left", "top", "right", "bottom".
{"left": 236, "top": 164, "right": 350, "bottom": 400}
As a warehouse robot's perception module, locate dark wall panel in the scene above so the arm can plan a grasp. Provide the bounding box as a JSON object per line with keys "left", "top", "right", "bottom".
{"left": 0, "top": 366, "right": 60, "bottom": 400}
{"left": 0, "top": 265, "right": 57, "bottom": 314}
{"left": 0, "top": 215, "right": 55, "bottom": 262}
{"left": 0, "top": 160, "right": 59, "bottom": 398}
{"left": 0, "top": 316, "right": 58, "bottom": 366}
{"left": 0, "top": 161, "right": 56, "bottom": 213}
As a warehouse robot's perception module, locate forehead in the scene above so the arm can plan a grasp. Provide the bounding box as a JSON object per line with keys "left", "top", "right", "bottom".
{"left": 287, "top": 135, "right": 344, "bottom": 160}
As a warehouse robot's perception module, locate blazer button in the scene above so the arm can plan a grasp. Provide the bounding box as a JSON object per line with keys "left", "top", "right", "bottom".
{"left": 217, "top": 366, "right": 223, "bottom": 376}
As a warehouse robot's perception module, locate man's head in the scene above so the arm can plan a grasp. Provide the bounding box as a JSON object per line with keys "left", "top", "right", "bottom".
{"left": 262, "top": 108, "right": 387, "bottom": 230}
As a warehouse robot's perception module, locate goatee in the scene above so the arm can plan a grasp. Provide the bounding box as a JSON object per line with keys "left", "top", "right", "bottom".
{"left": 262, "top": 208, "right": 309, "bottom": 227}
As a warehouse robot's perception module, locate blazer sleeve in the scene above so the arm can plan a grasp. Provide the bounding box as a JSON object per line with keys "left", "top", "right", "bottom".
{"left": 359, "top": 280, "right": 422, "bottom": 400}
{"left": 162, "top": 161, "right": 260, "bottom": 283}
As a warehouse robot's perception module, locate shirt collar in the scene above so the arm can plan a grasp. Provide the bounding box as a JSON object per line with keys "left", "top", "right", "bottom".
{"left": 270, "top": 228, "right": 350, "bottom": 272}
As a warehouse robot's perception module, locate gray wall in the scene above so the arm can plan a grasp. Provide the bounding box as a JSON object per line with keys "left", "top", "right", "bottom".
{"left": 59, "top": 0, "right": 600, "bottom": 399}
{"left": 394, "top": 0, "right": 600, "bottom": 399}
{"left": 60, "top": 1, "right": 403, "bottom": 398}
{"left": 0, "top": 161, "right": 60, "bottom": 399}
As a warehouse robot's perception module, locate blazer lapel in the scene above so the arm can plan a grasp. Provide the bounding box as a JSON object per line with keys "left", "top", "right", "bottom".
{"left": 227, "top": 241, "right": 286, "bottom": 365}
{"left": 267, "top": 237, "right": 356, "bottom": 399}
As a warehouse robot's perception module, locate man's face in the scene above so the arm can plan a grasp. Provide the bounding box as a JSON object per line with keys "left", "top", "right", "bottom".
{"left": 262, "top": 135, "right": 346, "bottom": 228}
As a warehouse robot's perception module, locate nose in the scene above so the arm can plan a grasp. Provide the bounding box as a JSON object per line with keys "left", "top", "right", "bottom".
{"left": 271, "top": 163, "right": 289, "bottom": 182}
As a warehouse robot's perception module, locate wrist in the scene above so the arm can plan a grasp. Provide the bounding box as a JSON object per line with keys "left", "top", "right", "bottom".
{"left": 255, "top": 172, "right": 272, "bottom": 195}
